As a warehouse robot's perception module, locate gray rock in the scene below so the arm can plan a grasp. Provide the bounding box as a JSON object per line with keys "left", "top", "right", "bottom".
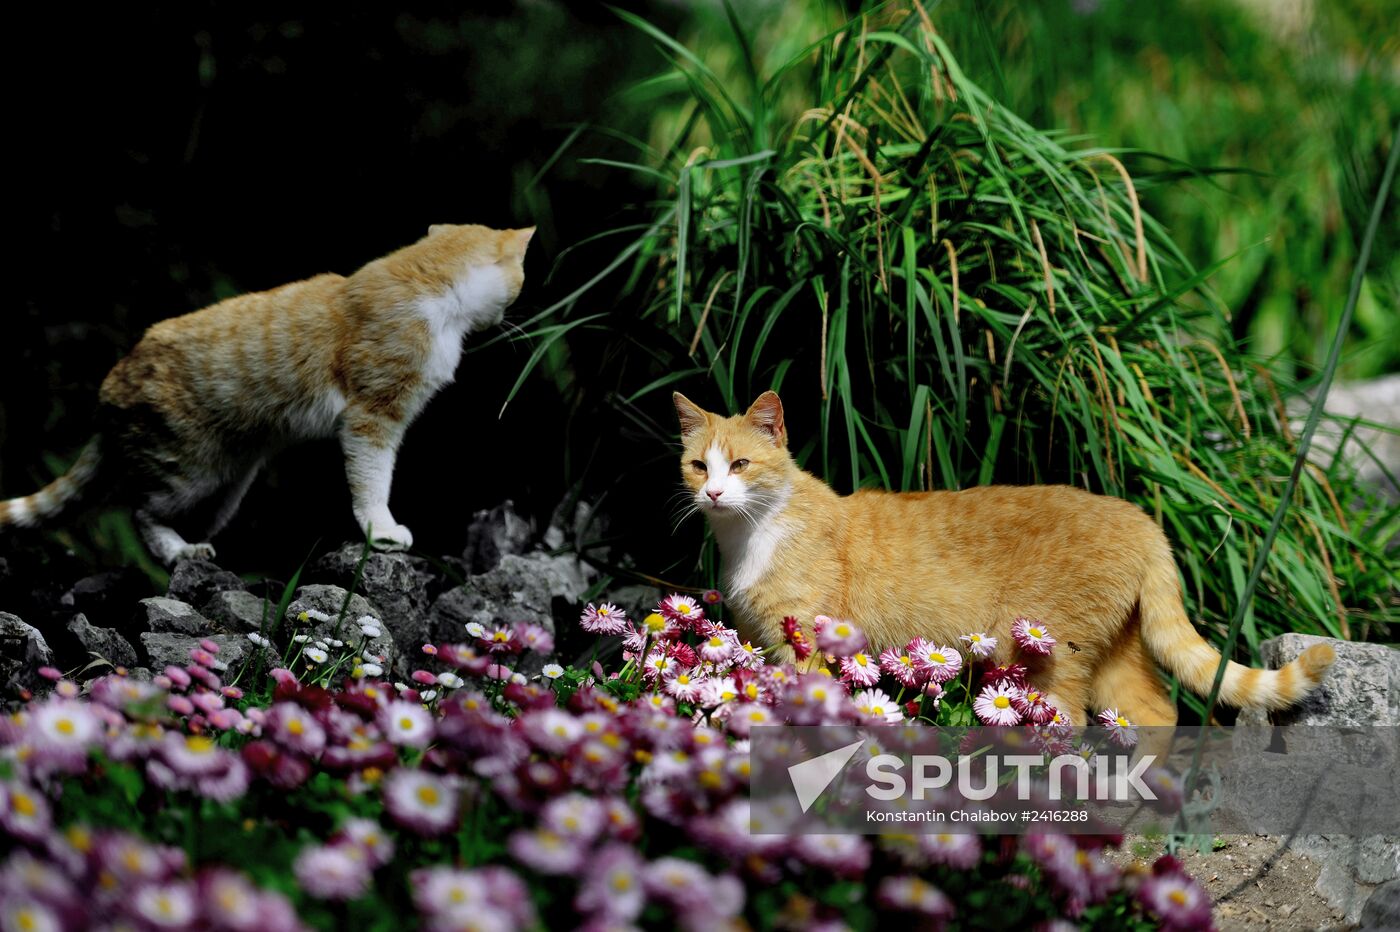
{"left": 464, "top": 500, "right": 534, "bottom": 573}
{"left": 312, "top": 545, "right": 433, "bottom": 660}
{"left": 139, "top": 631, "right": 274, "bottom": 674}
{"left": 203, "top": 590, "right": 273, "bottom": 634}
{"left": 166, "top": 558, "right": 246, "bottom": 607}
{"left": 284, "top": 584, "right": 398, "bottom": 676}
{"left": 1363, "top": 878, "right": 1400, "bottom": 930}
{"left": 1236, "top": 634, "right": 1400, "bottom": 727}
{"left": 66, "top": 613, "right": 138, "bottom": 669}
{"left": 139, "top": 597, "right": 212, "bottom": 636}
{"left": 60, "top": 569, "right": 150, "bottom": 628}
{"left": 0, "top": 612, "right": 53, "bottom": 697}
{"left": 1292, "top": 374, "right": 1400, "bottom": 501}
{"left": 1232, "top": 635, "right": 1400, "bottom": 923}
{"left": 427, "top": 551, "right": 591, "bottom": 648}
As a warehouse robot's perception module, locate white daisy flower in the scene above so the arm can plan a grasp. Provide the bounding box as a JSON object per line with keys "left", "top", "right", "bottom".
{"left": 246, "top": 633, "right": 270, "bottom": 647}
{"left": 465, "top": 622, "right": 486, "bottom": 638}
{"left": 541, "top": 664, "right": 565, "bottom": 680}
{"left": 292, "top": 634, "right": 311, "bottom": 643}
{"left": 420, "top": 690, "right": 438, "bottom": 702}
{"left": 380, "top": 700, "right": 434, "bottom": 748}
{"left": 360, "top": 663, "right": 384, "bottom": 678}
{"left": 436, "top": 672, "right": 465, "bottom": 690}
{"left": 304, "top": 648, "right": 329, "bottom": 664}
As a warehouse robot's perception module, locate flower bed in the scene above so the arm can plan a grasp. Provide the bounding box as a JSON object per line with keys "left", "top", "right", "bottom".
{"left": 1, "top": 594, "right": 1211, "bottom": 931}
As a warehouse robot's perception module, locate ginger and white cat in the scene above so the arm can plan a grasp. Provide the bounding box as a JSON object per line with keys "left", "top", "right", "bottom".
{"left": 0, "top": 223, "right": 532, "bottom": 565}
{"left": 673, "top": 390, "right": 1335, "bottom": 726}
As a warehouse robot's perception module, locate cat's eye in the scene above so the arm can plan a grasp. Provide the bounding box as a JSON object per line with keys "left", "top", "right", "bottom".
{"left": 691, "top": 460, "right": 707, "bottom": 473}
{"left": 731, "top": 458, "right": 750, "bottom": 472}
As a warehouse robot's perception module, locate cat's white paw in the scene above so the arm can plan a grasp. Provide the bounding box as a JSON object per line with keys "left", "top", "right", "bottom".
{"left": 178, "top": 542, "right": 218, "bottom": 561}
{"left": 369, "top": 524, "right": 414, "bottom": 551}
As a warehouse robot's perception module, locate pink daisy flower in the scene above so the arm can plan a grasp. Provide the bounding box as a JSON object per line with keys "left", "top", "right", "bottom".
{"left": 383, "top": 769, "right": 460, "bottom": 837}
{"left": 662, "top": 667, "right": 706, "bottom": 703}
{"left": 698, "top": 631, "right": 735, "bottom": 664}
{"left": 579, "top": 602, "right": 629, "bottom": 636}
{"left": 876, "top": 876, "right": 955, "bottom": 919}
{"left": 575, "top": 844, "right": 645, "bottom": 921}
{"left": 973, "top": 683, "right": 1023, "bottom": 726}
{"left": 814, "top": 616, "right": 865, "bottom": 657}
{"left": 959, "top": 631, "right": 998, "bottom": 658}
{"left": 658, "top": 594, "right": 704, "bottom": 629}
{"left": 293, "top": 844, "right": 370, "bottom": 901}
{"left": 1096, "top": 708, "right": 1139, "bottom": 748}
{"left": 781, "top": 616, "right": 814, "bottom": 662}
{"left": 507, "top": 828, "right": 583, "bottom": 875}
{"left": 852, "top": 689, "right": 903, "bottom": 724}
{"left": 911, "top": 641, "right": 963, "bottom": 684}
{"left": 1014, "top": 687, "right": 1056, "bottom": 725}
{"left": 838, "top": 651, "right": 881, "bottom": 687}
{"left": 1011, "top": 617, "right": 1056, "bottom": 655}
{"left": 879, "top": 645, "right": 925, "bottom": 688}
{"left": 1137, "top": 871, "right": 1211, "bottom": 931}
{"left": 920, "top": 832, "right": 983, "bottom": 869}
{"left": 981, "top": 662, "right": 1029, "bottom": 689}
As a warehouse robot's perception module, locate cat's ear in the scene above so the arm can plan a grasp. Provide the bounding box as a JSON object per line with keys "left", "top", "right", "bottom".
{"left": 673, "top": 392, "right": 708, "bottom": 437}
{"left": 744, "top": 391, "right": 787, "bottom": 447}
{"left": 508, "top": 227, "right": 536, "bottom": 256}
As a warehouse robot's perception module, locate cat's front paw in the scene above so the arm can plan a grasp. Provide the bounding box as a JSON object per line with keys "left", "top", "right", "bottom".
{"left": 177, "top": 542, "right": 218, "bottom": 561}
{"left": 369, "top": 524, "right": 414, "bottom": 552}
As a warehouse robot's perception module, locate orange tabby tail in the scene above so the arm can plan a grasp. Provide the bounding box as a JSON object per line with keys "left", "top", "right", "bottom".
{"left": 1138, "top": 549, "right": 1335, "bottom": 711}
{"left": 0, "top": 439, "right": 104, "bottom": 530}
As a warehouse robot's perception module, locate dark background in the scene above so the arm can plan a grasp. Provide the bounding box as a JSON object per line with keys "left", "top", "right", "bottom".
{"left": 4, "top": 2, "right": 684, "bottom": 580}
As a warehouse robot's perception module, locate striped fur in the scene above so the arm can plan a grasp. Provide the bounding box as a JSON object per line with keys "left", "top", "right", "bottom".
{"left": 1, "top": 224, "right": 532, "bottom": 565}
{"left": 674, "top": 391, "right": 1335, "bottom": 725}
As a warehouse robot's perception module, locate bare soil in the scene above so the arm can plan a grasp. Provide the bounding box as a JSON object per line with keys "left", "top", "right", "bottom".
{"left": 1107, "top": 835, "right": 1350, "bottom": 931}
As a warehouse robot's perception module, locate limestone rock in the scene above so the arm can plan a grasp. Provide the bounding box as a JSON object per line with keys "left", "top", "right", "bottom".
{"left": 139, "top": 631, "right": 273, "bottom": 673}
{"left": 311, "top": 545, "right": 433, "bottom": 660}
{"left": 166, "top": 558, "right": 246, "bottom": 607}
{"left": 139, "top": 597, "right": 212, "bottom": 637}
{"left": 1362, "top": 878, "right": 1400, "bottom": 930}
{"left": 0, "top": 611, "right": 53, "bottom": 698}
{"left": 1236, "top": 634, "right": 1400, "bottom": 727}
{"left": 427, "top": 551, "right": 590, "bottom": 648}
{"left": 203, "top": 590, "right": 273, "bottom": 634}
{"left": 66, "top": 612, "right": 138, "bottom": 669}
{"left": 284, "top": 584, "right": 398, "bottom": 676}
{"left": 463, "top": 500, "right": 534, "bottom": 574}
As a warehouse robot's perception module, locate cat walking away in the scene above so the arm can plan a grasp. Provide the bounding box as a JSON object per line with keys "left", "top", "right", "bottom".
{"left": 672, "top": 390, "right": 1334, "bottom": 726}
{"left": 0, "top": 224, "right": 533, "bottom": 564}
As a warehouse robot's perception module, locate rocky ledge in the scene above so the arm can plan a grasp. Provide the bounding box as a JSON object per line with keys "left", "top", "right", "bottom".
{"left": 0, "top": 500, "right": 628, "bottom": 694}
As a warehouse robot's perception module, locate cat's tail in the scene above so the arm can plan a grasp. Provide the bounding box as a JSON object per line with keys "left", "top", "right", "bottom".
{"left": 0, "top": 439, "right": 105, "bottom": 529}
{"left": 1138, "top": 548, "right": 1335, "bottom": 710}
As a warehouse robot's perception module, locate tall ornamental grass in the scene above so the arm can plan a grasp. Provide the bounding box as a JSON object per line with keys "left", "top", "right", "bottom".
{"left": 508, "top": 1, "right": 1397, "bottom": 717}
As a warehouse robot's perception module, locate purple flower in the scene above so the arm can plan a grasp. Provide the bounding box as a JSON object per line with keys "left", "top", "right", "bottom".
{"left": 792, "top": 834, "right": 872, "bottom": 876}
{"left": 574, "top": 844, "right": 645, "bottom": 921}
{"left": 920, "top": 832, "right": 982, "bottom": 869}
{"left": 335, "top": 817, "right": 396, "bottom": 869}
{"left": 876, "top": 875, "right": 955, "bottom": 920}
{"left": 540, "top": 793, "right": 606, "bottom": 841}
{"left": 379, "top": 700, "right": 435, "bottom": 748}
{"left": 1096, "top": 707, "right": 1139, "bottom": 748}
{"left": 658, "top": 594, "right": 704, "bottom": 629}
{"left": 973, "top": 683, "right": 1023, "bottom": 726}
{"left": 959, "top": 631, "right": 998, "bottom": 658}
{"left": 879, "top": 645, "right": 924, "bottom": 688}
{"left": 813, "top": 616, "right": 864, "bottom": 657}
{"left": 1011, "top": 617, "right": 1056, "bottom": 655}
{"left": 579, "top": 602, "right": 630, "bottom": 636}
{"left": 0, "top": 782, "right": 52, "bottom": 842}
{"left": 838, "top": 651, "right": 881, "bottom": 687}
{"left": 383, "top": 769, "right": 460, "bottom": 837}
{"left": 24, "top": 699, "right": 100, "bottom": 774}
{"left": 131, "top": 880, "right": 199, "bottom": 929}
{"left": 507, "top": 828, "right": 584, "bottom": 874}
{"left": 911, "top": 641, "right": 963, "bottom": 684}
{"left": 265, "top": 703, "right": 326, "bottom": 756}
{"left": 293, "top": 844, "right": 370, "bottom": 901}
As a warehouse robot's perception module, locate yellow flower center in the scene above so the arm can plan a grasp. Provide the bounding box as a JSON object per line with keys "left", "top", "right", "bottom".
{"left": 834, "top": 624, "right": 850, "bottom": 637}
{"left": 287, "top": 719, "right": 304, "bottom": 736}
{"left": 929, "top": 652, "right": 947, "bottom": 665}
{"left": 644, "top": 613, "right": 666, "bottom": 632}
{"left": 450, "top": 888, "right": 467, "bottom": 904}
{"left": 1029, "top": 628, "right": 1043, "bottom": 638}
{"left": 11, "top": 792, "right": 36, "bottom": 817}
{"left": 744, "top": 684, "right": 758, "bottom": 699}
{"left": 676, "top": 603, "right": 691, "bottom": 615}
{"left": 856, "top": 655, "right": 869, "bottom": 667}
{"left": 1116, "top": 716, "right": 1130, "bottom": 727}
{"left": 399, "top": 717, "right": 415, "bottom": 731}
{"left": 186, "top": 736, "right": 214, "bottom": 754}
{"left": 708, "top": 637, "right": 723, "bottom": 647}
{"left": 611, "top": 874, "right": 632, "bottom": 892}
{"left": 899, "top": 655, "right": 913, "bottom": 666}
{"left": 1168, "top": 889, "right": 1188, "bottom": 906}
{"left": 677, "top": 674, "right": 690, "bottom": 685}
{"left": 416, "top": 785, "right": 440, "bottom": 807}
{"left": 55, "top": 718, "right": 75, "bottom": 736}
{"left": 994, "top": 696, "right": 1010, "bottom": 710}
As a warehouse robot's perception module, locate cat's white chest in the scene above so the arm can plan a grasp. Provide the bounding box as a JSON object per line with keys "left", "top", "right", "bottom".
{"left": 711, "top": 486, "right": 794, "bottom": 600}
{"left": 417, "top": 264, "right": 510, "bottom": 387}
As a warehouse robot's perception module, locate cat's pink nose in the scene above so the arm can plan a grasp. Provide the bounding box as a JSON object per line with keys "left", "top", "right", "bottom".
{"left": 707, "top": 489, "right": 723, "bottom": 502}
